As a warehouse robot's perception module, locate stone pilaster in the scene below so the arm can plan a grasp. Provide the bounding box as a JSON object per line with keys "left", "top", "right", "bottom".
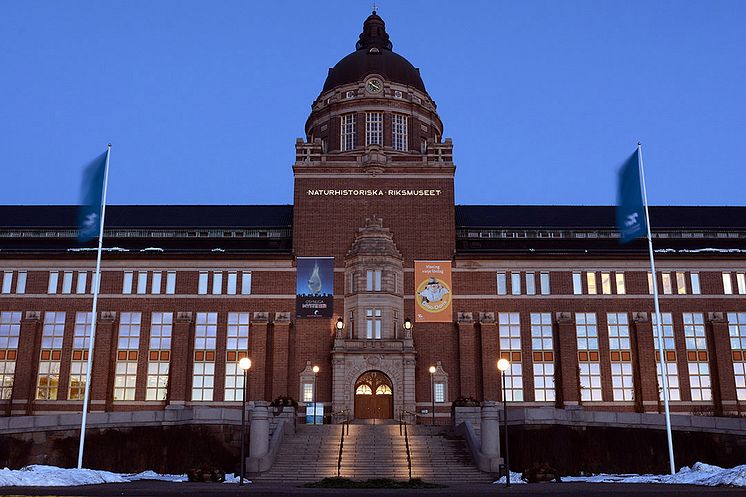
{"left": 10, "top": 311, "right": 41, "bottom": 415}
{"left": 249, "top": 312, "right": 269, "bottom": 401}
{"left": 708, "top": 312, "right": 737, "bottom": 415}
{"left": 555, "top": 312, "right": 579, "bottom": 407}
{"left": 167, "top": 312, "right": 192, "bottom": 408}
{"left": 90, "top": 311, "right": 116, "bottom": 411}
{"left": 479, "top": 312, "right": 499, "bottom": 402}
{"left": 271, "top": 313, "right": 291, "bottom": 399}
{"left": 633, "top": 312, "right": 659, "bottom": 412}
{"left": 457, "top": 312, "right": 478, "bottom": 399}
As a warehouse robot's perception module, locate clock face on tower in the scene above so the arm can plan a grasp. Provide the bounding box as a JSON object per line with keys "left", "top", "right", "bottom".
{"left": 366, "top": 78, "right": 383, "bottom": 94}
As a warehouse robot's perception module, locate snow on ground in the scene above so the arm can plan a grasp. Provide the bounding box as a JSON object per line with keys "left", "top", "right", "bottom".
{"left": 0, "top": 465, "right": 251, "bottom": 487}
{"left": 494, "top": 463, "right": 746, "bottom": 487}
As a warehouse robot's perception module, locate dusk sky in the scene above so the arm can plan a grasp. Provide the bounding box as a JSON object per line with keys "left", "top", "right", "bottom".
{"left": 1, "top": 1, "right": 744, "bottom": 207}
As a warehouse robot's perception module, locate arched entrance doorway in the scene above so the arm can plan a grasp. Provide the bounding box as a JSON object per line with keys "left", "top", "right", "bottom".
{"left": 354, "top": 370, "right": 393, "bottom": 419}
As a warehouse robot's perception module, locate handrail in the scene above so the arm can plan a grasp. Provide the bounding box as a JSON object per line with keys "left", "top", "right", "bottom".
{"left": 403, "top": 419, "right": 413, "bottom": 480}
{"left": 336, "top": 410, "right": 350, "bottom": 477}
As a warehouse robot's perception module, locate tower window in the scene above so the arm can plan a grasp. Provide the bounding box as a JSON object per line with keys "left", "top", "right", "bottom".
{"left": 366, "top": 112, "right": 383, "bottom": 146}
{"left": 392, "top": 114, "right": 407, "bottom": 151}
{"left": 340, "top": 114, "right": 356, "bottom": 151}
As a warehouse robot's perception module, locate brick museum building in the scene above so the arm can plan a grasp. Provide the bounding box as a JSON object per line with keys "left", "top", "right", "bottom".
{"left": 1, "top": 12, "right": 746, "bottom": 425}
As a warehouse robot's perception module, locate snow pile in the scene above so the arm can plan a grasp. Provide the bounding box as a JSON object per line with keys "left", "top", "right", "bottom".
{"left": 559, "top": 463, "right": 746, "bottom": 487}
{"left": 67, "top": 247, "right": 129, "bottom": 252}
{"left": 0, "top": 466, "right": 252, "bottom": 487}
{"left": 492, "top": 471, "right": 526, "bottom": 485}
{"left": 0, "top": 465, "right": 127, "bottom": 486}
{"left": 140, "top": 247, "right": 164, "bottom": 252}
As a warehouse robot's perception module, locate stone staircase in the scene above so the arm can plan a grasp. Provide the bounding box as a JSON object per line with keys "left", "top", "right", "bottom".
{"left": 255, "top": 422, "right": 492, "bottom": 483}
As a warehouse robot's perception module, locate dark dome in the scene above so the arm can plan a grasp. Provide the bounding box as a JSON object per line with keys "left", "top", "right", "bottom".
{"left": 321, "top": 12, "right": 426, "bottom": 93}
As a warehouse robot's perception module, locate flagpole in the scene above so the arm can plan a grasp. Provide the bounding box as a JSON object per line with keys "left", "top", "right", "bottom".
{"left": 77, "top": 144, "right": 111, "bottom": 469}
{"left": 637, "top": 142, "right": 676, "bottom": 475}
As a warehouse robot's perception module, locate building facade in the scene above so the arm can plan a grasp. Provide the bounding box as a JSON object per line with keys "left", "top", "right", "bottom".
{"left": 1, "top": 12, "right": 746, "bottom": 422}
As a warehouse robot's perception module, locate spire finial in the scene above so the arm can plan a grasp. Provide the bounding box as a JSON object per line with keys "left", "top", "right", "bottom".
{"left": 372, "top": 2, "right": 378, "bottom": 14}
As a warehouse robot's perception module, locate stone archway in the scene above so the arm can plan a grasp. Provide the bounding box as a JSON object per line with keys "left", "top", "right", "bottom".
{"left": 354, "top": 370, "right": 393, "bottom": 419}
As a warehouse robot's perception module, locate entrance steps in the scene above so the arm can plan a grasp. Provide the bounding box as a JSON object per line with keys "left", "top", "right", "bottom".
{"left": 254, "top": 422, "right": 492, "bottom": 483}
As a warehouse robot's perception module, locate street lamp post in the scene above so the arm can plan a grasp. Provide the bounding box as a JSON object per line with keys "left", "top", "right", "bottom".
{"left": 238, "top": 357, "right": 252, "bottom": 486}
{"left": 497, "top": 357, "right": 511, "bottom": 487}
{"left": 312, "top": 365, "right": 320, "bottom": 425}
{"left": 429, "top": 365, "right": 436, "bottom": 426}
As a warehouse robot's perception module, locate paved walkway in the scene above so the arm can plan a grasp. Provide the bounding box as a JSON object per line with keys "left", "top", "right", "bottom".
{"left": 1, "top": 481, "right": 743, "bottom": 497}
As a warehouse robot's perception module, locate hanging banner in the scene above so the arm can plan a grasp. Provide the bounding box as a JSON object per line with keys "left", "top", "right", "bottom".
{"left": 296, "top": 257, "right": 334, "bottom": 318}
{"left": 414, "top": 261, "right": 453, "bottom": 323}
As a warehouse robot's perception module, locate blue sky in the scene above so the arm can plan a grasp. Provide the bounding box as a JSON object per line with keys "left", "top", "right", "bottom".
{"left": 1, "top": 1, "right": 744, "bottom": 206}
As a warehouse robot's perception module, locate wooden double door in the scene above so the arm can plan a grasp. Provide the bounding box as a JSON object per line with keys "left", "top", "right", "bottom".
{"left": 354, "top": 371, "right": 394, "bottom": 419}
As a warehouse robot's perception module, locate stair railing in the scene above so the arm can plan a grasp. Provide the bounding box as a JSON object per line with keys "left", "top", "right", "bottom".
{"left": 399, "top": 409, "right": 421, "bottom": 480}
{"left": 321, "top": 408, "right": 350, "bottom": 477}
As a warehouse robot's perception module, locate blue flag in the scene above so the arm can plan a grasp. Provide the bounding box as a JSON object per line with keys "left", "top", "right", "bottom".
{"left": 77, "top": 151, "right": 108, "bottom": 243}
{"left": 616, "top": 148, "right": 647, "bottom": 244}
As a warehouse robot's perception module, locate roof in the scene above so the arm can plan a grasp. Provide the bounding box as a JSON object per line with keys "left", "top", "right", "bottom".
{"left": 0, "top": 205, "right": 293, "bottom": 229}
{"left": 455, "top": 205, "right": 746, "bottom": 230}
{"left": 321, "top": 13, "right": 426, "bottom": 93}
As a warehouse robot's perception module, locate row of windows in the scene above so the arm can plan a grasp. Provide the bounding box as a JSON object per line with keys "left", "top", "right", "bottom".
{"left": 198, "top": 271, "right": 252, "bottom": 295}
{"left": 497, "top": 272, "right": 550, "bottom": 296}
{"left": 340, "top": 113, "right": 408, "bottom": 151}
{"left": 2, "top": 271, "right": 26, "bottom": 294}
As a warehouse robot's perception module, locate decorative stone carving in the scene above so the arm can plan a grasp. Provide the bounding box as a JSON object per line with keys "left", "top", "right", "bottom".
{"left": 457, "top": 311, "right": 474, "bottom": 324}
{"left": 556, "top": 312, "right": 573, "bottom": 324}
{"left": 176, "top": 312, "right": 193, "bottom": 322}
{"left": 274, "top": 312, "right": 291, "bottom": 324}
{"left": 24, "top": 311, "right": 40, "bottom": 321}
{"left": 253, "top": 312, "right": 269, "bottom": 323}
{"left": 479, "top": 312, "right": 495, "bottom": 324}
{"left": 708, "top": 312, "right": 726, "bottom": 323}
{"left": 633, "top": 312, "right": 649, "bottom": 323}
{"left": 100, "top": 311, "right": 116, "bottom": 322}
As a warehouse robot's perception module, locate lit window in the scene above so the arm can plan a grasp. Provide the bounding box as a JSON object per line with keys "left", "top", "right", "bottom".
{"left": 530, "top": 312, "right": 554, "bottom": 402}
{"left": 434, "top": 383, "right": 445, "bottom": 403}
{"left": 683, "top": 313, "right": 711, "bottom": 401}
{"left": 37, "top": 312, "right": 65, "bottom": 400}
{"left": 615, "top": 272, "right": 626, "bottom": 294}
{"left": 648, "top": 272, "right": 654, "bottom": 295}
{"left": 69, "top": 313, "right": 92, "bottom": 401}
{"left": 586, "top": 272, "right": 597, "bottom": 295}
{"left": 690, "top": 273, "right": 701, "bottom": 295}
{"left": 601, "top": 272, "right": 611, "bottom": 295}
{"left": 729, "top": 313, "right": 746, "bottom": 401}
{"left": 511, "top": 272, "right": 521, "bottom": 295}
{"left": 576, "top": 312, "right": 601, "bottom": 402}
{"left": 738, "top": 273, "right": 746, "bottom": 295}
{"left": 525, "top": 272, "right": 536, "bottom": 295}
{"left": 662, "top": 273, "right": 672, "bottom": 295}
{"left": 676, "top": 272, "right": 687, "bottom": 295}
{"left": 146, "top": 312, "right": 172, "bottom": 401}
{"left": 365, "top": 112, "right": 383, "bottom": 146}
{"left": 114, "top": 312, "right": 141, "bottom": 401}
{"left": 572, "top": 273, "right": 582, "bottom": 295}
{"left": 303, "top": 383, "right": 313, "bottom": 402}
{"left": 392, "top": 114, "right": 407, "bottom": 151}
{"left": 340, "top": 113, "right": 356, "bottom": 151}
{"left": 607, "top": 313, "right": 633, "bottom": 401}
{"left": 498, "top": 312, "right": 522, "bottom": 402}
{"left": 192, "top": 312, "right": 218, "bottom": 401}
{"left": 651, "top": 312, "right": 680, "bottom": 401}
{"left": 497, "top": 272, "right": 507, "bottom": 295}
{"left": 0, "top": 312, "right": 21, "bottom": 400}
{"left": 540, "top": 272, "right": 550, "bottom": 295}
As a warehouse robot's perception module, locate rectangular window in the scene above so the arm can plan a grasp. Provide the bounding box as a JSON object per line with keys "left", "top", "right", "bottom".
{"left": 1, "top": 272, "right": 11, "bottom": 294}
{"left": 16, "top": 272, "right": 26, "bottom": 294}
{"left": 511, "top": 272, "right": 521, "bottom": 295}
{"left": 340, "top": 113, "right": 356, "bottom": 151}
{"left": 662, "top": 272, "right": 673, "bottom": 295}
{"left": 136, "top": 271, "right": 147, "bottom": 294}
{"left": 365, "top": 112, "right": 383, "bottom": 146}
{"left": 607, "top": 313, "right": 633, "bottom": 401}
{"left": 192, "top": 312, "right": 217, "bottom": 401}
{"left": 497, "top": 272, "right": 507, "bottom": 295}
{"left": 615, "top": 272, "right": 626, "bottom": 295}
{"left": 576, "top": 312, "right": 601, "bottom": 402}
{"left": 572, "top": 272, "right": 582, "bottom": 295}
{"left": 114, "top": 312, "right": 141, "bottom": 401}
{"left": 117, "top": 312, "right": 141, "bottom": 350}
{"left": 690, "top": 273, "right": 701, "bottom": 295}
{"left": 48, "top": 271, "right": 59, "bottom": 294}
{"left": 540, "top": 272, "right": 550, "bottom": 295}
{"left": 146, "top": 312, "right": 172, "bottom": 401}
{"left": 651, "top": 312, "right": 680, "bottom": 401}
{"left": 648, "top": 272, "right": 654, "bottom": 295}
{"left": 738, "top": 273, "right": 746, "bottom": 295}
{"left": 37, "top": 312, "right": 65, "bottom": 400}
{"left": 302, "top": 383, "right": 313, "bottom": 403}
{"left": 212, "top": 272, "right": 223, "bottom": 295}
{"left": 224, "top": 312, "right": 250, "bottom": 402}
{"left": 730, "top": 313, "right": 746, "bottom": 401}
{"left": 601, "top": 272, "right": 611, "bottom": 295}
{"left": 586, "top": 272, "right": 597, "bottom": 295}
{"left": 525, "top": 272, "right": 536, "bottom": 295}
{"left": 392, "top": 114, "right": 408, "bottom": 151}
{"left": 366, "top": 270, "right": 382, "bottom": 291}
{"left": 166, "top": 271, "right": 176, "bottom": 294}
{"left": 198, "top": 272, "right": 208, "bottom": 295}
{"left": 683, "top": 312, "right": 711, "bottom": 401}
{"left": 530, "top": 312, "right": 554, "bottom": 402}
{"left": 68, "top": 360, "right": 88, "bottom": 401}
{"left": 0, "top": 311, "right": 21, "bottom": 400}
{"left": 76, "top": 271, "right": 87, "bottom": 294}
{"left": 72, "top": 312, "right": 93, "bottom": 350}
{"left": 122, "top": 271, "right": 133, "bottom": 294}
{"left": 366, "top": 309, "right": 382, "bottom": 340}
{"left": 676, "top": 272, "right": 687, "bottom": 295}
{"left": 91, "top": 272, "right": 100, "bottom": 294}
{"left": 241, "top": 272, "right": 252, "bottom": 295}
{"left": 151, "top": 271, "right": 162, "bottom": 294}
{"left": 723, "top": 272, "right": 733, "bottom": 294}
{"left": 226, "top": 272, "right": 237, "bottom": 295}
{"left": 434, "top": 382, "right": 445, "bottom": 403}
{"left": 62, "top": 271, "right": 73, "bottom": 294}
{"left": 498, "top": 312, "right": 523, "bottom": 402}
